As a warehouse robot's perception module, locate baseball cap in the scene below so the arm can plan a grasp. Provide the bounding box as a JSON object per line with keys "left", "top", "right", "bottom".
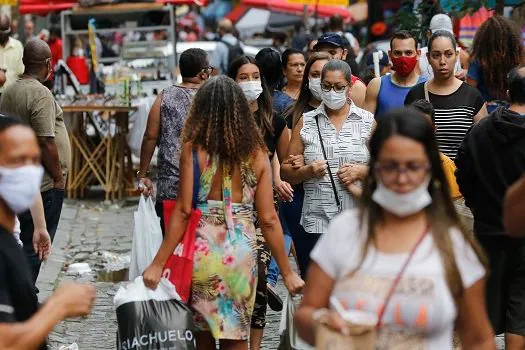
{"left": 429, "top": 14, "right": 453, "bottom": 34}
{"left": 313, "top": 32, "right": 345, "bottom": 50}
{"left": 366, "top": 50, "right": 389, "bottom": 70}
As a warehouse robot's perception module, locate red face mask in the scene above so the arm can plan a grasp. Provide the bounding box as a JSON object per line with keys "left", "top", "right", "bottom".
{"left": 391, "top": 56, "right": 418, "bottom": 77}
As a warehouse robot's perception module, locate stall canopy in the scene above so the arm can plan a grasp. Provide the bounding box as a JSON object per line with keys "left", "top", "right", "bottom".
{"left": 229, "top": 6, "right": 305, "bottom": 37}
{"left": 239, "top": 0, "right": 354, "bottom": 22}
{"left": 20, "top": 0, "right": 208, "bottom": 15}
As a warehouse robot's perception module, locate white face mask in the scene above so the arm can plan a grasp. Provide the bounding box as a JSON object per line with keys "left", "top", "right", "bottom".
{"left": 321, "top": 89, "right": 348, "bottom": 110}
{"left": 239, "top": 80, "right": 263, "bottom": 102}
{"left": 308, "top": 78, "right": 323, "bottom": 101}
{"left": 0, "top": 165, "right": 44, "bottom": 214}
{"left": 372, "top": 177, "right": 432, "bottom": 217}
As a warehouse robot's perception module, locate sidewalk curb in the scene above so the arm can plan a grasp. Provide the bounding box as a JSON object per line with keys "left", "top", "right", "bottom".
{"left": 36, "top": 204, "right": 78, "bottom": 302}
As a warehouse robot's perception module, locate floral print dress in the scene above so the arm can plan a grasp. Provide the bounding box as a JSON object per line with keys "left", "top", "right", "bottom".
{"left": 191, "top": 156, "right": 258, "bottom": 340}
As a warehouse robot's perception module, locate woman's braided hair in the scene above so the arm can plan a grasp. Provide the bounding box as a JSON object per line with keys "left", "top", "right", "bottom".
{"left": 182, "top": 76, "right": 267, "bottom": 164}
{"left": 471, "top": 15, "right": 525, "bottom": 100}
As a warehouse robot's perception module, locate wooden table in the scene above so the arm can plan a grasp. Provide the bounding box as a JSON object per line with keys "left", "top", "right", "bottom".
{"left": 61, "top": 104, "right": 138, "bottom": 200}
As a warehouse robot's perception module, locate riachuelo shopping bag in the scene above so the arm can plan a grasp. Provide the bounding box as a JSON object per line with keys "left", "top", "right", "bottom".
{"left": 129, "top": 195, "right": 163, "bottom": 280}
{"left": 162, "top": 150, "right": 201, "bottom": 303}
{"left": 114, "top": 277, "right": 196, "bottom": 350}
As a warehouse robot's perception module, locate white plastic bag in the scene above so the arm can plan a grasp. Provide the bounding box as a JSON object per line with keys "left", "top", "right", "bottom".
{"left": 129, "top": 196, "right": 163, "bottom": 280}
{"left": 278, "top": 294, "right": 314, "bottom": 350}
{"left": 114, "top": 277, "right": 195, "bottom": 350}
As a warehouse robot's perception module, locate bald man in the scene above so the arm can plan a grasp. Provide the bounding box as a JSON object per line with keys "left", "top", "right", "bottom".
{"left": 0, "top": 14, "right": 24, "bottom": 94}
{"left": 0, "top": 39, "right": 71, "bottom": 285}
{"left": 210, "top": 18, "right": 243, "bottom": 75}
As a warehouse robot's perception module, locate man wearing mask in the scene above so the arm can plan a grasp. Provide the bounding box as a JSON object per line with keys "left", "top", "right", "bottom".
{"left": 0, "top": 15, "right": 24, "bottom": 96}
{"left": 139, "top": 48, "right": 211, "bottom": 234}
{"left": 0, "top": 39, "right": 71, "bottom": 285}
{"left": 455, "top": 66, "right": 525, "bottom": 350}
{"left": 0, "top": 116, "right": 95, "bottom": 350}
{"left": 314, "top": 33, "right": 367, "bottom": 108}
{"left": 364, "top": 30, "right": 426, "bottom": 118}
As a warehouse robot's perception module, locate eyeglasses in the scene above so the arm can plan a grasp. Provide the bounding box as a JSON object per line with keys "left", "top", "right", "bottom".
{"left": 320, "top": 84, "right": 348, "bottom": 93}
{"left": 374, "top": 162, "right": 431, "bottom": 184}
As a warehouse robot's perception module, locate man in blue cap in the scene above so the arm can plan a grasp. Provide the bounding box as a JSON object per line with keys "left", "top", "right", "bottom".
{"left": 314, "top": 32, "right": 367, "bottom": 108}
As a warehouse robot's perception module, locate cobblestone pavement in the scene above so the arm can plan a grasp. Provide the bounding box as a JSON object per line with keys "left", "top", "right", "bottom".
{"left": 38, "top": 199, "right": 505, "bottom": 350}
{"left": 38, "top": 199, "right": 289, "bottom": 350}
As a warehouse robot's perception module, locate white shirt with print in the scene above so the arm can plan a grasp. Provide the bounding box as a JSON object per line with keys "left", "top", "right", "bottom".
{"left": 311, "top": 209, "right": 485, "bottom": 350}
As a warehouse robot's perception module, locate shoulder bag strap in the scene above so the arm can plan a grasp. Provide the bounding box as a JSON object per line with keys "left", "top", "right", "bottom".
{"left": 315, "top": 114, "right": 342, "bottom": 212}
{"left": 191, "top": 149, "right": 200, "bottom": 209}
{"left": 423, "top": 81, "right": 430, "bottom": 103}
{"left": 376, "top": 225, "right": 429, "bottom": 329}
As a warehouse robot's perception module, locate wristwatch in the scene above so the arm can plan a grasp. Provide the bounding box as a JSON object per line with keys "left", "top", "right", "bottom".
{"left": 136, "top": 170, "right": 151, "bottom": 179}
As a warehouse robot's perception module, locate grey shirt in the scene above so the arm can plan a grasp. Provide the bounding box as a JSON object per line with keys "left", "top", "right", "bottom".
{"left": 210, "top": 34, "right": 243, "bottom": 75}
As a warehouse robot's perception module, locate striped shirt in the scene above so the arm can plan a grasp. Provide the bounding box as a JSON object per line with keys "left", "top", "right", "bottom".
{"left": 405, "top": 82, "right": 485, "bottom": 159}
{"left": 300, "top": 103, "right": 374, "bottom": 234}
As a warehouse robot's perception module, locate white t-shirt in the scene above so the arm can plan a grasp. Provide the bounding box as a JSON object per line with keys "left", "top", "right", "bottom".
{"left": 311, "top": 210, "right": 485, "bottom": 350}
{"left": 419, "top": 46, "right": 462, "bottom": 80}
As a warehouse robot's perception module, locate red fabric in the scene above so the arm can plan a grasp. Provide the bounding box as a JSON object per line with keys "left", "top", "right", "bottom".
{"left": 66, "top": 56, "right": 89, "bottom": 84}
{"left": 49, "top": 39, "right": 63, "bottom": 70}
{"left": 241, "top": 0, "right": 353, "bottom": 22}
{"left": 19, "top": 1, "right": 76, "bottom": 15}
{"left": 162, "top": 199, "right": 201, "bottom": 303}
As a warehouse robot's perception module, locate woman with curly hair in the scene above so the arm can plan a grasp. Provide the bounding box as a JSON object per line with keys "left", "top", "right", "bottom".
{"left": 142, "top": 76, "right": 303, "bottom": 350}
{"left": 468, "top": 15, "right": 525, "bottom": 113}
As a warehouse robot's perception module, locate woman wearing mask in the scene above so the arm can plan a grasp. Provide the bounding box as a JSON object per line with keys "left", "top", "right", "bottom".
{"left": 405, "top": 30, "right": 488, "bottom": 160}
{"left": 282, "top": 59, "right": 375, "bottom": 277}
{"left": 227, "top": 56, "right": 292, "bottom": 350}
{"left": 142, "top": 76, "right": 303, "bottom": 350}
{"left": 295, "top": 108, "right": 494, "bottom": 349}
{"left": 281, "top": 52, "right": 329, "bottom": 279}
{"left": 467, "top": 15, "right": 525, "bottom": 113}
{"left": 281, "top": 48, "right": 306, "bottom": 100}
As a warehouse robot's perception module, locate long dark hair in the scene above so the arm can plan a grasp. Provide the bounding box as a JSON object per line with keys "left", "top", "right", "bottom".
{"left": 287, "top": 52, "right": 330, "bottom": 128}
{"left": 471, "top": 15, "right": 525, "bottom": 100}
{"left": 228, "top": 55, "right": 274, "bottom": 136}
{"left": 255, "top": 47, "right": 284, "bottom": 93}
{"left": 358, "top": 108, "right": 487, "bottom": 302}
{"left": 182, "top": 76, "right": 267, "bottom": 165}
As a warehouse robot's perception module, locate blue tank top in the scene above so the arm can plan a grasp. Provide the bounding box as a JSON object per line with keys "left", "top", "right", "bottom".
{"left": 376, "top": 75, "right": 427, "bottom": 119}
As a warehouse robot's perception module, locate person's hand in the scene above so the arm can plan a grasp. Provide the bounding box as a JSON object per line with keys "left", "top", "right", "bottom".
{"left": 308, "top": 160, "right": 328, "bottom": 178}
{"left": 143, "top": 262, "right": 164, "bottom": 290}
{"left": 317, "top": 310, "right": 350, "bottom": 336}
{"left": 0, "top": 70, "right": 6, "bottom": 86}
{"left": 288, "top": 155, "right": 306, "bottom": 170}
{"left": 33, "top": 227, "right": 51, "bottom": 261}
{"left": 337, "top": 164, "right": 368, "bottom": 186}
{"left": 138, "top": 177, "right": 153, "bottom": 197}
{"left": 54, "top": 176, "right": 66, "bottom": 190}
{"left": 455, "top": 69, "right": 467, "bottom": 81}
{"left": 282, "top": 270, "right": 304, "bottom": 297}
{"left": 275, "top": 180, "right": 294, "bottom": 202}
{"left": 52, "top": 284, "right": 96, "bottom": 318}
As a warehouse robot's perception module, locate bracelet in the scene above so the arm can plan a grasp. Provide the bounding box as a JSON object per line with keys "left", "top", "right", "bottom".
{"left": 312, "top": 308, "right": 330, "bottom": 324}
{"left": 136, "top": 170, "right": 151, "bottom": 179}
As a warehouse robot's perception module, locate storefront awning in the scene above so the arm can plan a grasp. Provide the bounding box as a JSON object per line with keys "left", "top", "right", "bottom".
{"left": 20, "top": 0, "right": 208, "bottom": 15}
{"left": 241, "top": 0, "right": 354, "bottom": 22}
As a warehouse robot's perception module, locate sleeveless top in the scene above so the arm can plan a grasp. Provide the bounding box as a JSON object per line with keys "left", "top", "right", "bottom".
{"left": 300, "top": 103, "right": 374, "bottom": 234}
{"left": 157, "top": 85, "right": 196, "bottom": 201}
{"left": 376, "top": 74, "right": 427, "bottom": 118}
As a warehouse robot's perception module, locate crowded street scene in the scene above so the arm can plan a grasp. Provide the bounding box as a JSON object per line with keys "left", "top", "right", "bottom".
{"left": 1, "top": 0, "right": 525, "bottom": 349}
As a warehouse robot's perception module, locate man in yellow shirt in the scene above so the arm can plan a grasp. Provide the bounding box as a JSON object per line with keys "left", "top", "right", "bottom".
{"left": 410, "top": 99, "right": 462, "bottom": 200}
{"left": 0, "top": 15, "right": 24, "bottom": 95}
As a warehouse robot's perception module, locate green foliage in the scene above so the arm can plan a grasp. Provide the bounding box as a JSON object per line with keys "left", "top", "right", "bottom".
{"left": 392, "top": 0, "right": 491, "bottom": 42}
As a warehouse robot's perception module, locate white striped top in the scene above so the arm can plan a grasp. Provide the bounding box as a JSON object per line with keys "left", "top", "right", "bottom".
{"left": 300, "top": 103, "right": 374, "bottom": 234}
